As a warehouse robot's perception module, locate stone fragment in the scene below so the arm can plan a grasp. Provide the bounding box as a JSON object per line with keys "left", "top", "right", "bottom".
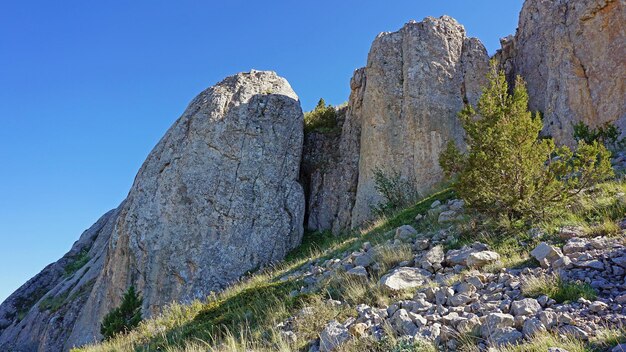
{"left": 320, "top": 320, "right": 351, "bottom": 352}
{"left": 511, "top": 298, "right": 542, "bottom": 316}
{"left": 380, "top": 267, "right": 432, "bottom": 291}
{"left": 531, "top": 242, "right": 564, "bottom": 268}
{"left": 466, "top": 251, "right": 500, "bottom": 268}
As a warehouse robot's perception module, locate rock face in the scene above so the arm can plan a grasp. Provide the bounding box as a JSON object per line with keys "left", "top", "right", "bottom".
{"left": 350, "top": 16, "right": 489, "bottom": 226}
{"left": 0, "top": 70, "right": 305, "bottom": 351}
{"left": 496, "top": 0, "right": 626, "bottom": 145}
{"left": 300, "top": 69, "right": 365, "bottom": 234}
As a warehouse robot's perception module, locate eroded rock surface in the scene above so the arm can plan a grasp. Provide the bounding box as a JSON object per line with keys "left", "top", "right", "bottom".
{"left": 0, "top": 70, "right": 305, "bottom": 351}
{"left": 496, "top": 0, "right": 626, "bottom": 145}
{"left": 350, "top": 16, "right": 489, "bottom": 226}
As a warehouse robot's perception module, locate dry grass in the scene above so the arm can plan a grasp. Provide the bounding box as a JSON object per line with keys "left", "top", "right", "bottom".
{"left": 495, "top": 331, "right": 587, "bottom": 352}
{"left": 521, "top": 273, "right": 596, "bottom": 303}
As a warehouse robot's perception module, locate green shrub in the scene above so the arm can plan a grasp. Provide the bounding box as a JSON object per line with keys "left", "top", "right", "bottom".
{"left": 573, "top": 121, "right": 623, "bottom": 150}
{"left": 304, "top": 98, "right": 337, "bottom": 133}
{"left": 38, "top": 291, "right": 69, "bottom": 313}
{"left": 64, "top": 249, "right": 90, "bottom": 277}
{"left": 371, "top": 168, "right": 420, "bottom": 216}
{"left": 100, "top": 286, "right": 143, "bottom": 340}
{"left": 440, "top": 61, "right": 613, "bottom": 223}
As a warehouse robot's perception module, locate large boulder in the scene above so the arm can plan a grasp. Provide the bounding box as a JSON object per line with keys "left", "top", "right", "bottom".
{"left": 350, "top": 16, "right": 489, "bottom": 226}
{"left": 0, "top": 70, "right": 305, "bottom": 351}
{"left": 495, "top": 0, "right": 626, "bottom": 145}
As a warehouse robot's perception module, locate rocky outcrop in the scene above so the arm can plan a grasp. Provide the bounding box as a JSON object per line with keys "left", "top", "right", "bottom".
{"left": 300, "top": 69, "right": 365, "bottom": 234}
{"left": 496, "top": 0, "right": 626, "bottom": 145}
{"left": 350, "top": 16, "right": 489, "bottom": 227}
{"left": 0, "top": 70, "right": 305, "bottom": 351}
{"left": 302, "top": 17, "right": 489, "bottom": 233}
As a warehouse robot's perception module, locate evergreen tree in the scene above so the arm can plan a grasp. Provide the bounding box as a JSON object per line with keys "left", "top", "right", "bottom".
{"left": 304, "top": 98, "right": 337, "bottom": 132}
{"left": 100, "top": 286, "right": 143, "bottom": 340}
{"left": 440, "top": 61, "right": 613, "bottom": 222}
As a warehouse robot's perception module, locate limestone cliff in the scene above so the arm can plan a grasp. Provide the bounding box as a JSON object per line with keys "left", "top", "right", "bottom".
{"left": 350, "top": 16, "right": 490, "bottom": 227}
{"left": 495, "top": 0, "right": 626, "bottom": 145}
{"left": 0, "top": 70, "right": 305, "bottom": 351}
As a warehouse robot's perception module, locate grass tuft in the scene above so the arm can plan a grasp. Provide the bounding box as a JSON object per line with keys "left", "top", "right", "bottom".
{"left": 521, "top": 273, "right": 596, "bottom": 303}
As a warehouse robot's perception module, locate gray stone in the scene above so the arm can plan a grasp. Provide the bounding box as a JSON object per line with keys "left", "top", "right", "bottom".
{"left": 380, "top": 267, "right": 432, "bottom": 291}
{"left": 531, "top": 242, "right": 564, "bottom": 268}
{"left": 522, "top": 317, "right": 546, "bottom": 337}
{"left": 422, "top": 246, "right": 445, "bottom": 271}
{"left": 489, "top": 327, "right": 523, "bottom": 347}
{"left": 438, "top": 210, "right": 459, "bottom": 223}
{"left": 391, "top": 309, "right": 419, "bottom": 337}
{"left": 511, "top": 298, "right": 542, "bottom": 316}
{"left": 575, "top": 260, "right": 605, "bottom": 270}
{"left": 395, "top": 225, "right": 418, "bottom": 241}
{"left": 466, "top": 251, "right": 500, "bottom": 268}
{"left": 347, "top": 266, "right": 369, "bottom": 279}
{"left": 319, "top": 320, "right": 351, "bottom": 352}
{"left": 563, "top": 238, "right": 587, "bottom": 255}
{"left": 481, "top": 313, "right": 515, "bottom": 338}
{"left": 353, "top": 253, "right": 374, "bottom": 267}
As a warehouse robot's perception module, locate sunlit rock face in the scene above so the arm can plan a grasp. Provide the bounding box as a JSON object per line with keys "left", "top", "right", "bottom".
{"left": 350, "top": 16, "right": 489, "bottom": 227}
{"left": 0, "top": 70, "right": 305, "bottom": 351}
{"left": 495, "top": 0, "right": 626, "bottom": 146}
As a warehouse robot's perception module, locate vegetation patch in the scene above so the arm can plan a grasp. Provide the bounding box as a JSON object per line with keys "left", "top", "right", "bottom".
{"left": 521, "top": 273, "right": 597, "bottom": 303}
{"left": 64, "top": 249, "right": 90, "bottom": 278}
{"left": 304, "top": 98, "right": 338, "bottom": 133}
{"left": 38, "top": 291, "right": 70, "bottom": 313}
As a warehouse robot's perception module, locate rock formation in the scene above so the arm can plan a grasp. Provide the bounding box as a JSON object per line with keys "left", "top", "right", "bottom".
{"left": 0, "top": 70, "right": 305, "bottom": 351}
{"left": 350, "top": 16, "right": 489, "bottom": 227}
{"left": 496, "top": 0, "right": 626, "bottom": 145}
{"left": 301, "top": 69, "right": 365, "bottom": 234}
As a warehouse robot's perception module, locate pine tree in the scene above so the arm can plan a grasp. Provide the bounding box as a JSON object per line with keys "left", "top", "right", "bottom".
{"left": 304, "top": 98, "right": 337, "bottom": 132}
{"left": 440, "top": 61, "right": 613, "bottom": 222}
{"left": 100, "top": 286, "right": 143, "bottom": 340}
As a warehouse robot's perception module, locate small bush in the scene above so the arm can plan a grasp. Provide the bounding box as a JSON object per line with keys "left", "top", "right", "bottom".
{"left": 64, "top": 249, "right": 90, "bottom": 277}
{"left": 304, "top": 98, "right": 338, "bottom": 133}
{"left": 521, "top": 274, "right": 596, "bottom": 303}
{"left": 371, "top": 168, "right": 420, "bottom": 216}
{"left": 573, "top": 121, "right": 624, "bottom": 150}
{"left": 38, "top": 291, "right": 69, "bottom": 313}
{"left": 100, "top": 286, "right": 143, "bottom": 340}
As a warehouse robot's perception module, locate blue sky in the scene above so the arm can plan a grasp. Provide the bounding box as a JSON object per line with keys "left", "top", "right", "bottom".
{"left": 0, "top": 0, "right": 523, "bottom": 302}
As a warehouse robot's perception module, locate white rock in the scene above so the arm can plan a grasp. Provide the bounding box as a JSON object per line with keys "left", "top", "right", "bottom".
{"left": 466, "top": 251, "right": 500, "bottom": 268}
{"left": 319, "top": 320, "right": 351, "bottom": 352}
{"left": 511, "top": 298, "right": 542, "bottom": 316}
{"left": 379, "top": 267, "right": 432, "bottom": 291}
{"left": 530, "top": 242, "right": 563, "bottom": 268}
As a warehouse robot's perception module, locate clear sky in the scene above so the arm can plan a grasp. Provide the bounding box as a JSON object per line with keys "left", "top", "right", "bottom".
{"left": 0, "top": 0, "right": 523, "bottom": 302}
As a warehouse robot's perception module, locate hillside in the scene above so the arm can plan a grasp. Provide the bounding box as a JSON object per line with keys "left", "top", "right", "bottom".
{"left": 77, "top": 178, "right": 626, "bottom": 351}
